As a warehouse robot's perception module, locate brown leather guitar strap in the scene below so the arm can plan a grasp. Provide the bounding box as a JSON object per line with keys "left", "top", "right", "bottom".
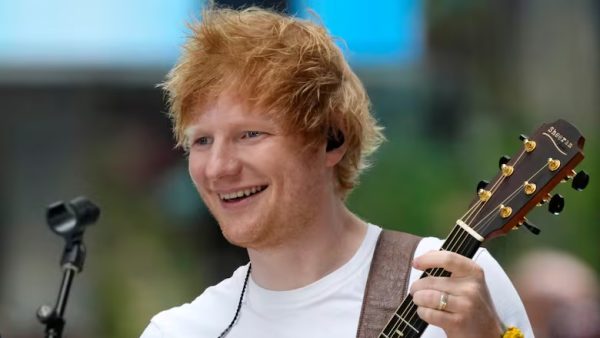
{"left": 356, "top": 230, "right": 422, "bottom": 338}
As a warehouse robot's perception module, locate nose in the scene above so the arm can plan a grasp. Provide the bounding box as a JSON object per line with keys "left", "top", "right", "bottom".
{"left": 204, "top": 142, "right": 242, "bottom": 180}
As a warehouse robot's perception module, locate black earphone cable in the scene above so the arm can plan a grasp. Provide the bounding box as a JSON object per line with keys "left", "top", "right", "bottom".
{"left": 217, "top": 263, "right": 251, "bottom": 338}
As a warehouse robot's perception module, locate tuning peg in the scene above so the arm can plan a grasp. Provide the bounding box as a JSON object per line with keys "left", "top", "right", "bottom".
{"left": 562, "top": 170, "right": 574, "bottom": 183}
{"left": 571, "top": 170, "right": 589, "bottom": 191}
{"left": 519, "top": 134, "right": 528, "bottom": 141}
{"left": 499, "top": 155, "right": 511, "bottom": 169}
{"left": 476, "top": 180, "right": 489, "bottom": 193}
{"left": 520, "top": 219, "right": 541, "bottom": 235}
{"left": 548, "top": 194, "right": 565, "bottom": 215}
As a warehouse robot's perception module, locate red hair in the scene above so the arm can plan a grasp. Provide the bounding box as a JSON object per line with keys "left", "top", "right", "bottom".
{"left": 162, "top": 6, "right": 384, "bottom": 197}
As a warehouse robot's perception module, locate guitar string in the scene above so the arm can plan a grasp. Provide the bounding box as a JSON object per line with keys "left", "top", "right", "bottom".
{"left": 387, "top": 130, "right": 580, "bottom": 337}
{"left": 400, "top": 148, "right": 529, "bottom": 292}
{"left": 460, "top": 150, "right": 535, "bottom": 234}
{"left": 384, "top": 171, "right": 512, "bottom": 337}
{"left": 384, "top": 167, "right": 513, "bottom": 337}
{"left": 382, "top": 150, "right": 529, "bottom": 337}
{"left": 383, "top": 149, "right": 529, "bottom": 337}
{"left": 385, "top": 198, "right": 496, "bottom": 338}
{"left": 454, "top": 148, "right": 527, "bottom": 230}
{"left": 392, "top": 152, "right": 546, "bottom": 336}
{"left": 389, "top": 158, "right": 546, "bottom": 338}
{"left": 469, "top": 162, "right": 549, "bottom": 234}
{"left": 382, "top": 196, "right": 493, "bottom": 337}
{"left": 390, "top": 152, "right": 540, "bottom": 337}
{"left": 383, "top": 184, "right": 502, "bottom": 337}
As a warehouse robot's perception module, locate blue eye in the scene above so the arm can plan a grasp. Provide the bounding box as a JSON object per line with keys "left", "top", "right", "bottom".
{"left": 194, "top": 136, "right": 212, "bottom": 145}
{"left": 243, "top": 131, "right": 262, "bottom": 138}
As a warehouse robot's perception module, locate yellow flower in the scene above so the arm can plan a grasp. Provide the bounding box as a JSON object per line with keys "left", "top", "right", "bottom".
{"left": 502, "top": 326, "right": 524, "bottom": 338}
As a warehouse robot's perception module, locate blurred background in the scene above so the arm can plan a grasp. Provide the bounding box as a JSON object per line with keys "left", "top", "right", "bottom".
{"left": 0, "top": 0, "right": 598, "bottom": 337}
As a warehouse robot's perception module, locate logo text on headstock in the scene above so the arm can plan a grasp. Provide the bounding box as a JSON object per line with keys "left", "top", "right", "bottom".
{"left": 542, "top": 126, "right": 573, "bottom": 155}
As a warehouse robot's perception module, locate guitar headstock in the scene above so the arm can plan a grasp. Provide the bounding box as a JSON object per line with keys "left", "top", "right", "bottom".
{"left": 464, "top": 119, "right": 587, "bottom": 241}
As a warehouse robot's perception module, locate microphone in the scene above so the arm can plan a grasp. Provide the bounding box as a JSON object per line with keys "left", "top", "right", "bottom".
{"left": 46, "top": 196, "right": 100, "bottom": 238}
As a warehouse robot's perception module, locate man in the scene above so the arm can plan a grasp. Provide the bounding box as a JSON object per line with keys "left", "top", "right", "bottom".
{"left": 141, "top": 6, "right": 532, "bottom": 338}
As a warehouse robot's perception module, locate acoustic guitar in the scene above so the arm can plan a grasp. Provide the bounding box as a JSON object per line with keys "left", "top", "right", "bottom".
{"left": 379, "top": 119, "right": 589, "bottom": 338}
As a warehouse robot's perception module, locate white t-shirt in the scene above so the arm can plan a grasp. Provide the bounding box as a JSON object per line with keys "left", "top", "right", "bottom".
{"left": 140, "top": 224, "right": 533, "bottom": 337}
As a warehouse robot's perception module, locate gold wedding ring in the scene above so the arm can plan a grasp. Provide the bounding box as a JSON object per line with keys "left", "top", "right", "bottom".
{"left": 438, "top": 292, "right": 448, "bottom": 311}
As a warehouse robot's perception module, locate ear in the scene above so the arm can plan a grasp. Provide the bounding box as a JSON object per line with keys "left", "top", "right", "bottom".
{"left": 325, "top": 129, "right": 346, "bottom": 167}
{"left": 326, "top": 129, "right": 345, "bottom": 152}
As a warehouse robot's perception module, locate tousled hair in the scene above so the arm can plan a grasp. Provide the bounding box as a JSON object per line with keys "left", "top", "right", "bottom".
{"left": 162, "top": 6, "right": 384, "bottom": 197}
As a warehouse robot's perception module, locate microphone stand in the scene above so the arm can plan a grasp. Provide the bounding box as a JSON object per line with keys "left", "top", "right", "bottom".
{"left": 37, "top": 197, "right": 100, "bottom": 338}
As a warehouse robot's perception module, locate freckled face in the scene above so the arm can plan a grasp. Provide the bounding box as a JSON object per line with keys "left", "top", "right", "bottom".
{"left": 186, "top": 93, "right": 330, "bottom": 249}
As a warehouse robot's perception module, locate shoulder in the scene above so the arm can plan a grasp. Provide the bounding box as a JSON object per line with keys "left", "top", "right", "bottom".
{"left": 141, "top": 264, "right": 250, "bottom": 338}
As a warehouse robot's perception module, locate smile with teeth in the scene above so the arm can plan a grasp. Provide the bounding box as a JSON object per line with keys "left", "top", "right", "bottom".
{"left": 219, "top": 185, "right": 267, "bottom": 201}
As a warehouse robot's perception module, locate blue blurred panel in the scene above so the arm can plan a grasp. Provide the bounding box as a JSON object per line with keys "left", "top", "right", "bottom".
{"left": 0, "top": 0, "right": 202, "bottom": 67}
{"left": 291, "top": 0, "right": 423, "bottom": 66}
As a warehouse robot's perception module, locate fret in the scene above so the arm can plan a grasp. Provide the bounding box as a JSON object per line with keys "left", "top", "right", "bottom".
{"left": 393, "top": 312, "right": 419, "bottom": 334}
{"left": 378, "top": 223, "right": 482, "bottom": 338}
{"left": 441, "top": 223, "right": 482, "bottom": 258}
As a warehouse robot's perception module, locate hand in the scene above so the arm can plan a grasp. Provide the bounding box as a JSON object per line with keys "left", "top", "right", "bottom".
{"left": 410, "top": 250, "right": 504, "bottom": 338}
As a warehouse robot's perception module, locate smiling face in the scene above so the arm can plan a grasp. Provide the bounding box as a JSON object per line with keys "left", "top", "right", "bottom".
{"left": 187, "top": 92, "right": 338, "bottom": 249}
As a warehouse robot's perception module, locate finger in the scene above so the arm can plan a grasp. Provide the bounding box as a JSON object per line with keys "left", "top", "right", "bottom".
{"left": 413, "top": 250, "right": 483, "bottom": 278}
{"left": 412, "top": 290, "right": 459, "bottom": 313}
{"left": 411, "top": 280, "right": 474, "bottom": 312}
{"left": 416, "top": 305, "right": 459, "bottom": 329}
{"left": 410, "top": 277, "right": 465, "bottom": 295}
{"left": 410, "top": 275, "right": 486, "bottom": 305}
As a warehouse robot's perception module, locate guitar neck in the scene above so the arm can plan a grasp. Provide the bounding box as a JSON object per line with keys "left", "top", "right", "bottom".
{"left": 378, "top": 224, "right": 482, "bottom": 338}
{"left": 375, "top": 119, "right": 587, "bottom": 338}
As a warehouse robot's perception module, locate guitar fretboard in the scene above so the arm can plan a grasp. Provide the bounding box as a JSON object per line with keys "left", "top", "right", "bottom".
{"left": 378, "top": 224, "right": 482, "bottom": 338}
